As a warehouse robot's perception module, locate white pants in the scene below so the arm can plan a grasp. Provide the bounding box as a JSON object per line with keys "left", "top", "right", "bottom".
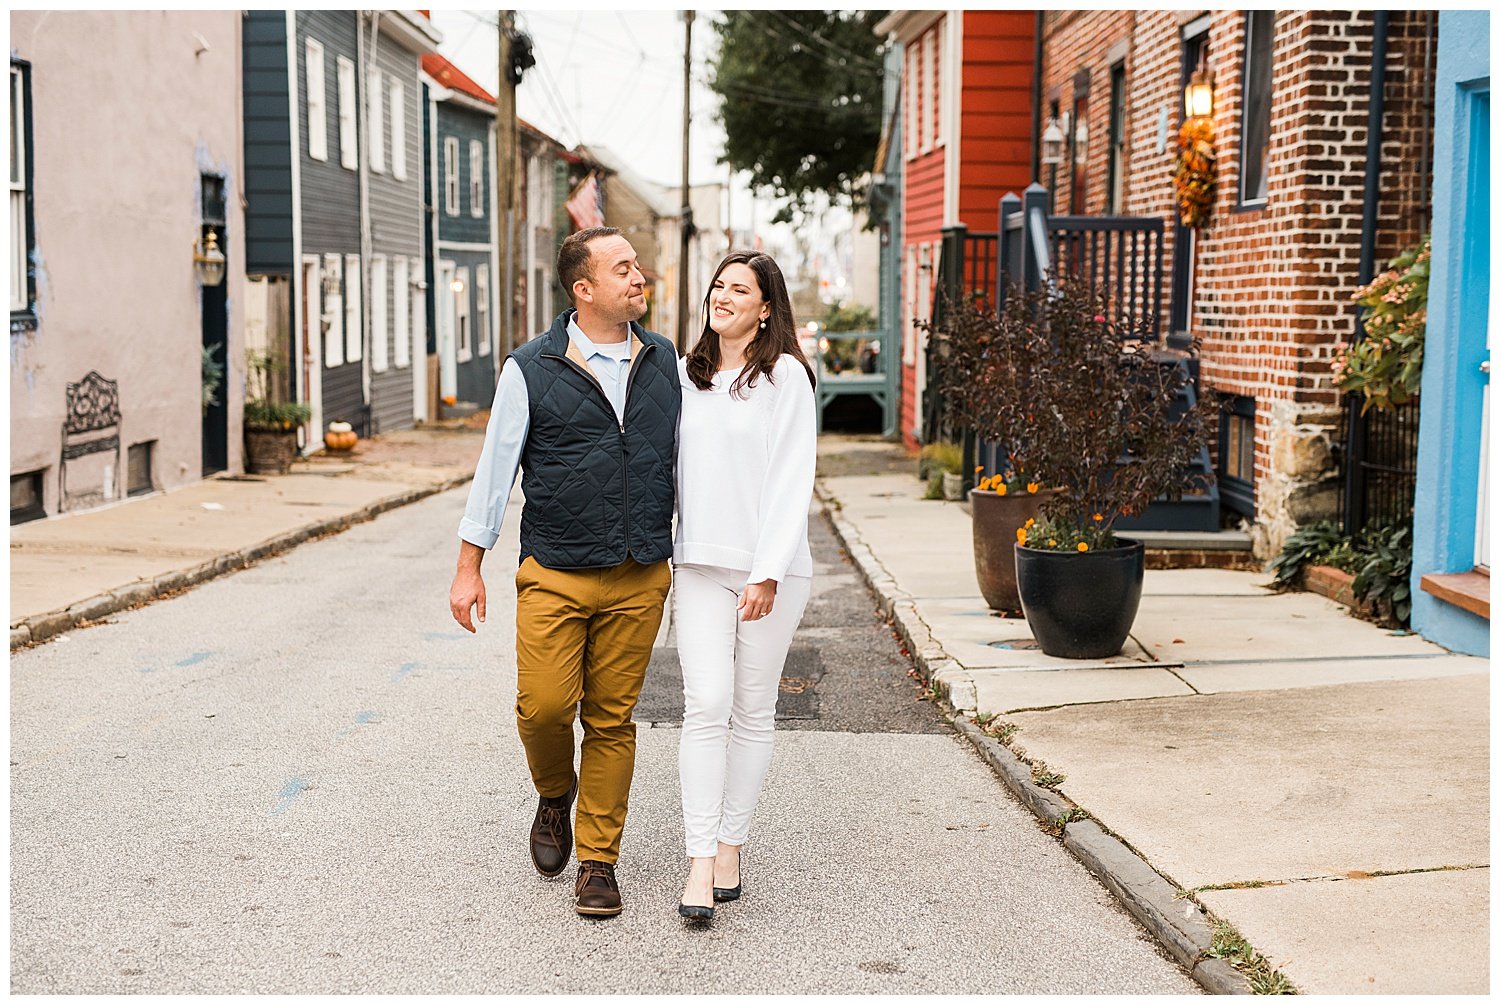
{"left": 674, "top": 563, "right": 812, "bottom": 859}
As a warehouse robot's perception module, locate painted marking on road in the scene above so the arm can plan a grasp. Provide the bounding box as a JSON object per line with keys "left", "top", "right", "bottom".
{"left": 335, "top": 711, "right": 382, "bottom": 739}
{"left": 423, "top": 631, "right": 469, "bottom": 641}
{"left": 270, "top": 777, "right": 310, "bottom": 816}
{"left": 391, "top": 662, "right": 472, "bottom": 682}
{"left": 176, "top": 651, "right": 214, "bottom": 667}
{"left": 392, "top": 662, "right": 420, "bottom": 683}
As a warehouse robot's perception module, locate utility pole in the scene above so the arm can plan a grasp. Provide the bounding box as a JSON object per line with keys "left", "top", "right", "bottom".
{"left": 675, "top": 10, "right": 694, "bottom": 352}
{"left": 496, "top": 11, "right": 518, "bottom": 358}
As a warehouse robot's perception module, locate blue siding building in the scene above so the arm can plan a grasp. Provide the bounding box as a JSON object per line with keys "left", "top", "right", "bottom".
{"left": 1410, "top": 11, "right": 1490, "bottom": 656}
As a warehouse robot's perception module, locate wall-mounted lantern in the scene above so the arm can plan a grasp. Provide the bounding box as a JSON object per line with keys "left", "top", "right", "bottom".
{"left": 1184, "top": 63, "right": 1214, "bottom": 120}
{"left": 1041, "top": 118, "right": 1065, "bottom": 167}
{"left": 193, "top": 228, "right": 226, "bottom": 287}
{"left": 451, "top": 276, "right": 465, "bottom": 294}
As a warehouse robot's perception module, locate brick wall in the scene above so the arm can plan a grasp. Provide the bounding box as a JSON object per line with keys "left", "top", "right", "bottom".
{"left": 1041, "top": 10, "right": 1435, "bottom": 555}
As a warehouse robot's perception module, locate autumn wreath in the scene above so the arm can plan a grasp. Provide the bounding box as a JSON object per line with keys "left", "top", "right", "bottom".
{"left": 1173, "top": 116, "right": 1216, "bottom": 227}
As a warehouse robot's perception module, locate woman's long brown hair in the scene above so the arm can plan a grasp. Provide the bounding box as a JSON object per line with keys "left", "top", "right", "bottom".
{"left": 684, "top": 251, "right": 816, "bottom": 397}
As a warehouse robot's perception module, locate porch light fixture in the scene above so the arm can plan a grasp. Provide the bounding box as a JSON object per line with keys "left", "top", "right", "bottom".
{"left": 1041, "top": 118, "right": 1065, "bottom": 167}
{"left": 451, "top": 277, "right": 465, "bottom": 294}
{"left": 1073, "top": 118, "right": 1090, "bottom": 163}
{"left": 193, "top": 228, "right": 226, "bottom": 287}
{"left": 1184, "top": 63, "right": 1214, "bottom": 120}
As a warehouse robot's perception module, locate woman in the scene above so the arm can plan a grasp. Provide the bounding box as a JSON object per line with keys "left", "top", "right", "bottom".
{"left": 672, "top": 251, "right": 817, "bottom": 922}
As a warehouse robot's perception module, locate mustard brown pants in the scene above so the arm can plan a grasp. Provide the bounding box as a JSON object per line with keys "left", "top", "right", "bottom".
{"left": 513, "top": 555, "right": 672, "bottom": 864}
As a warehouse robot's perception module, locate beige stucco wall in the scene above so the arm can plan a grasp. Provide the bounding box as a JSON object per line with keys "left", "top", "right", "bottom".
{"left": 10, "top": 11, "right": 246, "bottom": 516}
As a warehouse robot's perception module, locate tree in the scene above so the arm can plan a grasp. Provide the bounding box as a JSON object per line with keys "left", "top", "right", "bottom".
{"left": 708, "top": 10, "right": 887, "bottom": 221}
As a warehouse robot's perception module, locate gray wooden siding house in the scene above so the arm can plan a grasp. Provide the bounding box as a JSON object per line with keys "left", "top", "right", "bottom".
{"left": 421, "top": 54, "right": 498, "bottom": 410}
{"left": 242, "top": 11, "right": 438, "bottom": 447}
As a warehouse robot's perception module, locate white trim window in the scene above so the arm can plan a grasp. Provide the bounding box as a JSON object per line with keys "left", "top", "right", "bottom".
{"left": 475, "top": 264, "right": 491, "bottom": 355}
{"left": 322, "top": 253, "right": 345, "bottom": 368}
{"left": 337, "top": 56, "right": 357, "bottom": 170}
{"left": 393, "top": 256, "right": 410, "bottom": 368}
{"left": 344, "top": 253, "right": 362, "bottom": 363}
{"left": 390, "top": 79, "right": 407, "bottom": 180}
{"left": 469, "top": 139, "right": 484, "bottom": 217}
{"left": 444, "top": 136, "right": 459, "bottom": 215}
{"left": 455, "top": 266, "right": 472, "bottom": 362}
{"left": 904, "top": 44, "right": 917, "bottom": 161}
{"left": 10, "top": 62, "right": 30, "bottom": 314}
{"left": 921, "top": 30, "right": 936, "bottom": 154}
{"left": 1239, "top": 10, "right": 1275, "bottom": 206}
{"left": 305, "top": 40, "right": 328, "bottom": 162}
{"left": 368, "top": 68, "right": 385, "bottom": 174}
{"left": 370, "top": 254, "right": 389, "bottom": 372}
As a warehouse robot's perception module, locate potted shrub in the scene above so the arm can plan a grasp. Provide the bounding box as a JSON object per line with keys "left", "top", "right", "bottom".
{"left": 920, "top": 441, "right": 966, "bottom": 500}
{"left": 243, "top": 350, "right": 312, "bottom": 475}
{"left": 1008, "top": 280, "right": 1213, "bottom": 658}
{"left": 925, "top": 294, "right": 1053, "bottom": 611}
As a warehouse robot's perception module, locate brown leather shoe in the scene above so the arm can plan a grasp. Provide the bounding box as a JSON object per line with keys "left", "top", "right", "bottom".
{"left": 575, "top": 860, "right": 622, "bottom": 917}
{"left": 529, "top": 779, "right": 576, "bottom": 879}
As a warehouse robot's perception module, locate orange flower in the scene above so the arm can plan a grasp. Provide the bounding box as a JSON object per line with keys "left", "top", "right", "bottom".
{"left": 1024, "top": 517, "right": 1035, "bottom": 528}
{"left": 1047, "top": 538, "right": 1057, "bottom": 546}
{"left": 1092, "top": 512, "right": 1103, "bottom": 522}
{"left": 995, "top": 483, "right": 1008, "bottom": 496}
{"left": 1077, "top": 542, "right": 1089, "bottom": 552}
{"left": 1015, "top": 527, "right": 1028, "bottom": 545}
{"left": 1026, "top": 482, "right": 1040, "bottom": 494}
{"left": 974, "top": 465, "right": 984, "bottom": 474}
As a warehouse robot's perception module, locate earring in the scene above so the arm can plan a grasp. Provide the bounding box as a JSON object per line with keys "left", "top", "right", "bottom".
{"left": 759, "top": 320, "right": 767, "bottom": 329}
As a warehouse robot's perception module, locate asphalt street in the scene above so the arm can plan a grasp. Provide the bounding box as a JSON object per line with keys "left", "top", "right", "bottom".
{"left": 10, "top": 487, "right": 1200, "bottom": 994}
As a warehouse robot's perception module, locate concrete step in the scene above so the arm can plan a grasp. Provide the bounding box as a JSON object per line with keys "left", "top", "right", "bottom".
{"left": 1127, "top": 529, "right": 1253, "bottom": 551}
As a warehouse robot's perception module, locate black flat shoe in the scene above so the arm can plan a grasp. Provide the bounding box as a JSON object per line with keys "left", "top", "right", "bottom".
{"left": 678, "top": 902, "right": 714, "bottom": 922}
{"left": 712, "top": 883, "right": 741, "bottom": 902}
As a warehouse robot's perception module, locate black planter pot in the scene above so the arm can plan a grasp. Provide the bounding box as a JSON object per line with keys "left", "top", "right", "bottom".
{"left": 1014, "top": 539, "right": 1146, "bottom": 659}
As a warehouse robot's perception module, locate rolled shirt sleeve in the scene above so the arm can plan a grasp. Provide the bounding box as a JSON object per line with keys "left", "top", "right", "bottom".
{"left": 748, "top": 359, "right": 817, "bottom": 584}
{"left": 458, "top": 358, "right": 529, "bottom": 550}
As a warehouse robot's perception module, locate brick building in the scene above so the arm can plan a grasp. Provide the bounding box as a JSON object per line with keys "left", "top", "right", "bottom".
{"left": 1038, "top": 11, "right": 1436, "bottom": 555}
{"left": 873, "top": 11, "right": 1037, "bottom": 449}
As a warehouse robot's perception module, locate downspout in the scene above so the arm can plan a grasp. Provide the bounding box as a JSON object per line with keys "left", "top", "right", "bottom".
{"left": 1031, "top": 11, "right": 1044, "bottom": 183}
{"left": 1342, "top": 10, "right": 1389, "bottom": 532}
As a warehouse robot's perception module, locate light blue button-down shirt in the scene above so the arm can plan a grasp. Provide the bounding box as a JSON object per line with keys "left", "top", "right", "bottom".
{"left": 457, "top": 314, "right": 634, "bottom": 551}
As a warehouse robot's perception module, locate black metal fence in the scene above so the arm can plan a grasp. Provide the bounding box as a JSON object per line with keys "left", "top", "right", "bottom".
{"left": 1341, "top": 396, "right": 1420, "bottom": 533}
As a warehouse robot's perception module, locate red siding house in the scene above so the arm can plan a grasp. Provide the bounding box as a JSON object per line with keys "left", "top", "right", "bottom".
{"left": 875, "top": 11, "right": 1036, "bottom": 450}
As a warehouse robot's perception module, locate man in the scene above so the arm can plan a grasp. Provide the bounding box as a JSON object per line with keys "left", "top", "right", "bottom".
{"left": 449, "top": 227, "right": 680, "bottom": 917}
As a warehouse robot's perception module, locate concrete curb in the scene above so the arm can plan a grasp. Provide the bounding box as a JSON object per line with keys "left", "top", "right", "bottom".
{"left": 815, "top": 480, "right": 1253, "bottom": 995}
{"left": 11, "top": 474, "right": 472, "bottom": 652}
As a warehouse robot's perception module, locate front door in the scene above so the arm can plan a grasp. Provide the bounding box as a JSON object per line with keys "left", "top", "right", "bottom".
{"left": 200, "top": 174, "right": 229, "bottom": 475}
{"left": 300, "top": 256, "right": 324, "bottom": 451}
{"left": 437, "top": 259, "right": 457, "bottom": 400}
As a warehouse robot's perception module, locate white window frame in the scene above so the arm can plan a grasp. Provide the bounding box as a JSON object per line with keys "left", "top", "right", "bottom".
{"left": 921, "top": 30, "right": 936, "bottom": 154}
{"left": 344, "top": 253, "right": 362, "bottom": 362}
{"left": 475, "top": 264, "right": 491, "bottom": 356}
{"left": 337, "top": 56, "right": 357, "bottom": 170}
{"left": 904, "top": 45, "right": 917, "bottom": 161}
{"left": 368, "top": 68, "right": 385, "bottom": 174}
{"left": 411, "top": 258, "right": 427, "bottom": 368}
{"left": 444, "top": 136, "right": 459, "bottom": 215}
{"left": 322, "top": 253, "right": 345, "bottom": 368}
{"left": 393, "top": 256, "right": 410, "bottom": 368}
{"left": 469, "top": 139, "right": 484, "bottom": 217}
{"left": 455, "top": 266, "right": 472, "bottom": 362}
{"left": 390, "top": 79, "right": 407, "bottom": 180}
{"left": 11, "top": 63, "right": 29, "bottom": 313}
{"left": 370, "top": 254, "right": 389, "bottom": 372}
{"left": 305, "top": 40, "right": 328, "bottom": 162}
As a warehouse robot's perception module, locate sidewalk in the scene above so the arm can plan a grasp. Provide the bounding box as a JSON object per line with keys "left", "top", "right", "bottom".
{"left": 816, "top": 435, "right": 1489, "bottom": 995}
{"left": 10, "top": 423, "right": 486, "bottom": 649}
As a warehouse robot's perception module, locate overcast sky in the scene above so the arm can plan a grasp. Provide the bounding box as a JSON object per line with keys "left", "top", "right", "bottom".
{"left": 428, "top": 9, "right": 729, "bottom": 191}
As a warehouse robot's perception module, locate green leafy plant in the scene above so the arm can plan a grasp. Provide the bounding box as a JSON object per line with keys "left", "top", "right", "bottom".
{"left": 202, "top": 343, "right": 225, "bottom": 414}
{"left": 1269, "top": 521, "right": 1354, "bottom": 588}
{"left": 244, "top": 349, "right": 312, "bottom": 431}
{"left": 1352, "top": 523, "right": 1414, "bottom": 626}
{"left": 920, "top": 441, "right": 964, "bottom": 476}
{"left": 1332, "top": 237, "right": 1430, "bottom": 413}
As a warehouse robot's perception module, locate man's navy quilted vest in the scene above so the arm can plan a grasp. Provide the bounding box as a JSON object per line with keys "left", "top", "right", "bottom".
{"left": 509, "top": 310, "right": 680, "bottom": 570}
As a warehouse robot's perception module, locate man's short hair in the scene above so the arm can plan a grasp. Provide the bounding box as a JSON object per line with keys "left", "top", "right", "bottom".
{"left": 557, "top": 226, "right": 622, "bottom": 304}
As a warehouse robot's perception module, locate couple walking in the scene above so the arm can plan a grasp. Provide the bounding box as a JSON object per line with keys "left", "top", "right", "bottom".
{"left": 449, "top": 227, "right": 817, "bottom": 922}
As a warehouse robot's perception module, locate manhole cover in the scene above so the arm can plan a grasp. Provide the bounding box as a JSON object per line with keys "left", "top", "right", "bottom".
{"left": 988, "top": 638, "right": 1042, "bottom": 650}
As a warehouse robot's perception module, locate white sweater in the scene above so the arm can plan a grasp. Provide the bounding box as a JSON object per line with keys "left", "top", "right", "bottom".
{"left": 674, "top": 353, "right": 817, "bottom": 582}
